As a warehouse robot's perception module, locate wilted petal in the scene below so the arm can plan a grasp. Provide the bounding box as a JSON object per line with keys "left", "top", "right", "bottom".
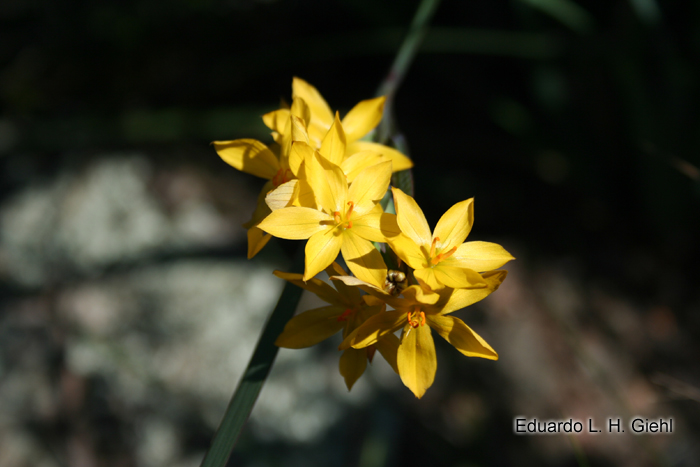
{"left": 213, "top": 139, "right": 280, "bottom": 180}
{"left": 275, "top": 306, "right": 345, "bottom": 349}
{"left": 397, "top": 324, "right": 436, "bottom": 399}
{"left": 433, "top": 198, "right": 474, "bottom": 251}
{"left": 341, "top": 96, "right": 385, "bottom": 142}
{"left": 427, "top": 314, "right": 498, "bottom": 360}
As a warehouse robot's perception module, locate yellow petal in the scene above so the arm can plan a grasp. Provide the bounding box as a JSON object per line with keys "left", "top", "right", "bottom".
{"left": 304, "top": 150, "right": 348, "bottom": 214}
{"left": 304, "top": 228, "right": 344, "bottom": 280}
{"left": 433, "top": 199, "right": 474, "bottom": 251}
{"left": 391, "top": 187, "right": 431, "bottom": 246}
{"left": 347, "top": 161, "right": 392, "bottom": 215}
{"left": 374, "top": 333, "right": 400, "bottom": 374}
{"left": 401, "top": 285, "right": 440, "bottom": 305}
{"left": 341, "top": 96, "right": 385, "bottom": 142}
{"left": 433, "top": 265, "right": 486, "bottom": 289}
{"left": 289, "top": 141, "right": 314, "bottom": 176}
{"left": 275, "top": 305, "right": 345, "bottom": 348}
{"left": 351, "top": 205, "right": 401, "bottom": 243}
{"left": 440, "top": 270, "right": 508, "bottom": 315}
{"left": 414, "top": 268, "right": 443, "bottom": 291}
{"left": 265, "top": 180, "right": 296, "bottom": 211}
{"left": 290, "top": 96, "right": 311, "bottom": 128}
{"left": 292, "top": 77, "right": 334, "bottom": 128}
{"left": 426, "top": 314, "right": 498, "bottom": 360}
{"left": 339, "top": 310, "right": 405, "bottom": 350}
{"left": 262, "top": 109, "right": 290, "bottom": 134}
{"left": 388, "top": 234, "right": 427, "bottom": 270}
{"left": 290, "top": 115, "right": 310, "bottom": 145}
{"left": 247, "top": 227, "right": 271, "bottom": 259}
{"left": 273, "top": 270, "right": 344, "bottom": 305}
{"left": 213, "top": 139, "right": 280, "bottom": 180}
{"left": 346, "top": 141, "right": 413, "bottom": 172}
{"left": 444, "top": 241, "right": 515, "bottom": 272}
{"left": 397, "top": 324, "right": 436, "bottom": 399}
{"left": 341, "top": 150, "right": 386, "bottom": 183}
{"left": 320, "top": 112, "right": 347, "bottom": 166}
{"left": 258, "top": 207, "right": 330, "bottom": 240}
{"left": 340, "top": 230, "right": 387, "bottom": 289}
{"left": 339, "top": 348, "right": 368, "bottom": 390}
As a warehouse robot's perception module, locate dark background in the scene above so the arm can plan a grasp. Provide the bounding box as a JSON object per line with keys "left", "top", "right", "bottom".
{"left": 1, "top": 1, "right": 699, "bottom": 466}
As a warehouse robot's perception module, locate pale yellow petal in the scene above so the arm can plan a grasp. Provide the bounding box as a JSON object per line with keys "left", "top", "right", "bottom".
{"left": 391, "top": 187, "right": 431, "bottom": 246}
{"left": 348, "top": 161, "right": 392, "bottom": 215}
{"left": 292, "top": 77, "right": 334, "bottom": 128}
{"left": 339, "top": 310, "right": 405, "bottom": 350}
{"left": 273, "top": 270, "right": 343, "bottom": 306}
{"left": 339, "top": 348, "right": 368, "bottom": 390}
{"left": 265, "top": 180, "right": 296, "bottom": 211}
{"left": 433, "top": 198, "right": 474, "bottom": 251}
{"left": 397, "top": 324, "right": 436, "bottom": 399}
{"left": 426, "top": 314, "right": 498, "bottom": 360}
{"left": 433, "top": 265, "right": 486, "bottom": 289}
{"left": 304, "top": 228, "right": 344, "bottom": 280}
{"left": 305, "top": 151, "right": 348, "bottom": 214}
{"left": 320, "top": 112, "right": 347, "bottom": 166}
{"left": 340, "top": 150, "right": 387, "bottom": 183}
{"left": 340, "top": 230, "right": 387, "bottom": 289}
{"left": 341, "top": 96, "right": 385, "bottom": 142}
{"left": 346, "top": 141, "right": 413, "bottom": 172}
{"left": 247, "top": 227, "right": 271, "bottom": 259}
{"left": 213, "top": 139, "right": 280, "bottom": 180}
{"left": 275, "top": 306, "right": 345, "bottom": 349}
{"left": 258, "top": 207, "right": 330, "bottom": 240}
{"left": 329, "top": 274, "right": 384, "bottom": 297}
{"left": 444, "top": 241, "right": 515, "bottom": 272}
{"left": 262, "top": 109, "right": 290, "bottom": 133}
{"left": 351, "top": 205, "right": 401, "bottom": 243}
{"left": 388, "top": 234, "right": 428, "bottom": 270}
{"left": 440, "top": 270, "right": 508, "bottom": 315}
{"left": 290, "top": 115, "right": 310, "bottom": 145}
{"left": 374, "top": 333, "right": 400, "bottom": 374}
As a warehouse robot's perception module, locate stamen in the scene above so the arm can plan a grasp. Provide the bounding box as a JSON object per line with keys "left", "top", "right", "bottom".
{"left": 406, "top": 307, "right": 426, "bottom": 328}
{"left": 431, "top": 245, "right": 458, "bottom": 265}
{"left": 430, "top": 237, "right": 439, "bottom": 259}
{"left": 346, "top": 201, "right": 355, "bottom": 218}
{"left": 334, "top": 211, "right": 341, "bottom": 224}
{"left": 337, "top": 308, "right": 354, "bottom": 322}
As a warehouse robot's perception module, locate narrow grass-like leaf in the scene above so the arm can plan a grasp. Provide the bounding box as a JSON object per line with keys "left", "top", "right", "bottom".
{"left": 200, "top": 249, "right": 304, "bottom": 467}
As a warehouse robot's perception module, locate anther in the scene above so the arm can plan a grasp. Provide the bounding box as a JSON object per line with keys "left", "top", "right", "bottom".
{"left": 430, "top": 237, "right": 439, "bottom": 259}
{"left": 334, "top": 211, "right": 341, "bottom": 224}
{"left": 337, "top": 308, "right": 354, "bottom": 322}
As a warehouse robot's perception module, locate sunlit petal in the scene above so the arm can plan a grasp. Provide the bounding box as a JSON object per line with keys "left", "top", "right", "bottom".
{"left": 262, "top": 109, "right": 290, "bottom": 134}
{"left": 444, "top": 241, "right": 515, "bottom": 272}
{"left": 352, "top": 205, "right": 401, "bottom": 242}
{"left": 433, "top": 198, "right": 474, "bottom": 251}
{"left": 440, "top": 270, "right": 508, "bottom": 315}
{"left": 304, "top": 228, "right": 344, "bottom": 280}
{"left": 213, "top": 139, "right": 280, "bottom": 180}
{"left": 391, "top": 187, "right": 431, "bottom": 246}
{"left": 265, "top": 180, "right": 296, "bottom": 211}
{"left": 320, "top": 112, "right": 347, "bottom": 166}
{"left": 388, "top": 234, "right": 427, "bottom": 270}
{"left": 427, "top": 314, "right": 498, "bottom": 360}
{"left": 397, "top": 324, "right": 436, "bottom": 399}
{"left": 348, "top": 161, "right": 392, "bottom": 215}
{"left": 292, "top": 77, "right": 334, "bottom": 128}
{"left": 341, "top": 96, "right": 385, "bottom": 142}
{"left": 340, "top": 230, "right": 387, "bottom": 288}
{"left": 340, "top": 150, "right": 386, "bottom": 183}
{"left": 346, "top": 141, "right": 413, "bottom": 172}
{"left": 305, "top": 150, "right": 348, "bottom": 214}
{"left": 433, "top": 265, "right": 486, "bottom": 289}
{"left": 258, "top": 207, "right": 330, "bottom": 240}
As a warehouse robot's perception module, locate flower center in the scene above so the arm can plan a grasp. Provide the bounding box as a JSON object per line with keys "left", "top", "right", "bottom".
{"left": 429, "top": 236, "right": 457, "bottom": 266}
{"left": 407, "top": 307, "right": 426, "bottom": 328}
{"left": 333, "top": 201, "right": 355, "bottom": 230}
{"left": 272, "top": 168, "right": 293, "bottom": 187}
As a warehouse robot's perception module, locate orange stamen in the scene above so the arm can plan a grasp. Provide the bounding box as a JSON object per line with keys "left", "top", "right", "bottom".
{"left": 334, "top": 211, "right": 341, "bottom": 224}
{"left": 407, "top": 307, "right": 426, "bottom": 328}
{"left": 346, "top": 201, "right": 355, "bottom": 218}
{"left": 430, "top": 237, "right": 439, "bottom": 259}
{"left": 430, "top": 245, "right": 458, "bottom": 265}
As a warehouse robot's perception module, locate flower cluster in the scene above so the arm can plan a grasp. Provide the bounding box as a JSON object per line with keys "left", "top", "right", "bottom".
{"left": 214, "top": 78, "right": 513, "bottom": 398}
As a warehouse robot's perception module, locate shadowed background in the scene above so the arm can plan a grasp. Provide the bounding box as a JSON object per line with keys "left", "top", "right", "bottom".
{"left": 1, "top": 0, "right": 699, "bottom": 466}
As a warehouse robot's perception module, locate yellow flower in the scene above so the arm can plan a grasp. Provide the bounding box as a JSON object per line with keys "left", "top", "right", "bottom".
{"left": 389, "top": 187, "right": 514, "bottom": 291}
{"left": 263, "top": 78, "right": 413, "bottom": 173}
{"left": 274, "top": 263, "right": 399, "bottom": 390}
{"left": 258, "top": 150, "right": 400, "bottom": 281}
{"left": 338, "top": 271, "right": 508, "bottom": 398}
{"left": 212, "top": 99, "right": 311, "bottom": 258}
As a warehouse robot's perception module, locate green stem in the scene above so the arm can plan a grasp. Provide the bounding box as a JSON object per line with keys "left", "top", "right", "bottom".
{"left": 200, "top": 248, "right": 304, "bottom": 467}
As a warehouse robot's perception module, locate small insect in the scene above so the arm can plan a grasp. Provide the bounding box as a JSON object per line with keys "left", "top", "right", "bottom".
{"left": 383, "top": 270, "right": 407, "bottom": 296}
